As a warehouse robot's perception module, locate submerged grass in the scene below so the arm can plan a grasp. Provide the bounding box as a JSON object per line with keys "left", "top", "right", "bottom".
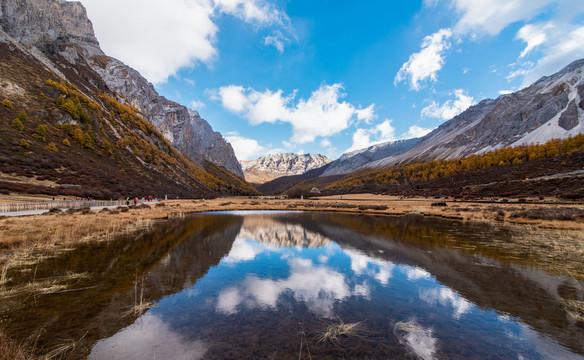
{"left": 316, "top": 318, "right": 364, "bottom": 347}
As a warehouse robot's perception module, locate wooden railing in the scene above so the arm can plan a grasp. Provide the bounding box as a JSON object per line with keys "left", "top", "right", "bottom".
{"left": 0, "top": 200, "right": 127, "bottom": 213}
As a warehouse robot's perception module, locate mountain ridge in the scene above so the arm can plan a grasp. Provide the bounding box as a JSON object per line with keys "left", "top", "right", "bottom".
{"left": 241, "top": 153, "right": 331, "bottom": 184}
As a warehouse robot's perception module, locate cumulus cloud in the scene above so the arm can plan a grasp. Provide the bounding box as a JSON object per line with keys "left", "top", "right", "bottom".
{"left": 225, "top": 132, "right": 267, "bottom": 160}
{"left": 421, "top": 89, "right": 475, "bottom": 121}
{"left": 215, "top": 84, "right": 375, "bottom": 144}
{"left": 355, "top": 104, "right": 378, "bottom": 124}
{"left": 395, "top": 28, "right": 453, "bottom": 90}
{"left": 405, "top": 125, "right": 433, "bottom": 139}
{"left": 346, "top": 119, "right": 397, "bottom": 153}
{"left": 516, "top": 23, "right": 548, "bottom": 58}
{"left": 78, "top": 0, "right": 290, "bottom": 84}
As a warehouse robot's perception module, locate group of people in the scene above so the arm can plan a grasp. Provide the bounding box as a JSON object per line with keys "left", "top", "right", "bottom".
{"left": 125, "top": 195, "right": 156, "bottom": 206}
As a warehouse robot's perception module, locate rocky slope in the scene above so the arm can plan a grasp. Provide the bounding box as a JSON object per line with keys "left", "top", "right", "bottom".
{"left": 241, "top": 153, "right": 331, "bottom": 184}
{"left": 321, "top": 138, "right": 420, "bottom": 176}
{"left": 0, "top": 0, "right": 243, "bottom": 178}
{"left": 0, "top": 0, "right": 254, "bottom": 198}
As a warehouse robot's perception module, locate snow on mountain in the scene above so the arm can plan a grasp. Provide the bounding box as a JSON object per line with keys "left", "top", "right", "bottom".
{"left": 242, "top": 153, "right": 331, "bottom": 184}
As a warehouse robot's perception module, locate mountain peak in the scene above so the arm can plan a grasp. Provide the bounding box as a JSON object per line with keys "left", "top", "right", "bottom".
{"left": 241, "top": 153, "right": 331, "bottom": 184}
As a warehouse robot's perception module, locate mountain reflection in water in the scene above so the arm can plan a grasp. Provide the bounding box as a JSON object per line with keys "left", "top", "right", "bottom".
{"left": 2, "top": 212, "right": 582, "bottom": 359}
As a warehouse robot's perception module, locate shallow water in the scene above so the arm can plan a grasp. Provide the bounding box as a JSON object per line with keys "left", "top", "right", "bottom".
{"left": 2, "top": 212, "right": 583, "bottom": 359}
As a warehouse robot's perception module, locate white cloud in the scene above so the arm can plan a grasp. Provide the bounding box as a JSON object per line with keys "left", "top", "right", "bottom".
{"left": 450, "top": 0, "right": 556, "bottom": 36}
{"left": 395, "top": 28, "right": 453, "bottom": 90}
{"left": 516, "top": 23, "right": 548, "bottom": 58}
{"left": 215, "top": 84, "right": 375, "bottom": 144}
{"left": 520, "top": 25, "right": 584, "bottom": 86}
{"left": 189, "top": 100, "right": 206, "bottom": 109}
{"left": 78, "top": 0, "right": 289, "bottom": 84}
{"left": 215, "top": 257, "right": 359, "bottom": 318}
{"left": 90, "top": 313, "right": 207, "bottom": 359}
{"left": 346, "top": 119, "right": 397, "bottom": 153}
{"left": 355, "top": 104, "right": 378, "bottom": 124}
{"left": 421, "top": 89, "right": 475, "bottom": 120}
{"left": 498, "top": 90, "right": 514, "bottom": 95}
{"left": 225, "top": 133, "right": 266, "bottom": 160}
{"left": 214, "top": 0, "right": 286, "bottom": 25}
{"left": 405, "top": 125, "right": 433, "bottom": 139}
{"left": 320, "top": 139, "right": 331, "bottom": 148}
{"left": 263, "top": 31, "right": 289, "bottom": 52}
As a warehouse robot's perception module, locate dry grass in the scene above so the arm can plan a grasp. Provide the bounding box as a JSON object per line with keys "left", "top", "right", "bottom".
{"left": 316, "top": 318, "right": 364, "bottom": 346}
{"left": 0, "top": 328, "right": 27, "bottom": 360}
{"left": 0, "top": 195, "right": 583, "bottom": 279}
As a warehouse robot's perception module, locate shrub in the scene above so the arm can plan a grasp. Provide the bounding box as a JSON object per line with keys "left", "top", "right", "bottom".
{"left": 1, "top": 98, "right": 13, "bottom": 109}
{"left": 62, "top": 138, "right": 70, "bottom": 147}
{"left": 10, "top": 118, "right": 24, "bottom": 131}
{"left": 101, "top": 139, "right": 112, "bottom": 155}
{"left": 18, "top": 139, "right": 30, "bottom": 149}
{"left": 83, "top": 132, "right": 94, "bottom": 149}
{"left": 33, "top": 124, "right": 48, "bottom": 141}
{"left": 17, "top": 111, "right": 28, "bottom": 122}
{"left": 46, "top": 142, "right": 58, "bottom": 152}
{"left": 72, "top": 127, "right": 84, "bottom": 143}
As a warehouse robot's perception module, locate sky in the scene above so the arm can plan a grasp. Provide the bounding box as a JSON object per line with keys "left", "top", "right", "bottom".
{"left": 77, "top": 0, "right": 584, "bottom": 161}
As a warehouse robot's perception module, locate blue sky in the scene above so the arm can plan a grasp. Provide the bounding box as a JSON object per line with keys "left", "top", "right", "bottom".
{"left": 79, "top": 0, "right": 584, "bottom": 160}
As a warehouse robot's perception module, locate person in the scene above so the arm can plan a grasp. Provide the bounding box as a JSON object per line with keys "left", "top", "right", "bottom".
{"left": 126, "top": 197, "right": 130, "bottom": 206}
{"left": 134, "top": 197, "right": 138, "bottom": 206}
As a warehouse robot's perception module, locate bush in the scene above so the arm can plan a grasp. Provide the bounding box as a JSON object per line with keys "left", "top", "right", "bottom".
{"left": 46, "top": 142, "right": 58, "bottom": 152}
{"left": 17, "top": 111, "right": 28, "bottom": 122}
{"left": 10, "top": 118, "right": 24, "bottom": 131}
{"left": 18, "top": 139, "right": 30, "bottom": 149}
{"left": 1, "top": 98, "right": 13, "bottom": 109}
{"left": 33, "top": 124, "right": 48, "bottom": 141}
{"left": 62, "top": 138, "right": 70, "bottom": 147}
{"left": 83, "top": 132, "right": 94, "bottom": 149}
{"left": 101, "top": 139, "right": 112, "bottom": 155}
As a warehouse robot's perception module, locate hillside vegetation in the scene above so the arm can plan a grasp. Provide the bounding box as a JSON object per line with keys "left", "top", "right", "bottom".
{"left": 0, "top": 42, "right": 256, "bottom": 199}
{"left": 270, "top": 135, "right": 584, "bottom": 200}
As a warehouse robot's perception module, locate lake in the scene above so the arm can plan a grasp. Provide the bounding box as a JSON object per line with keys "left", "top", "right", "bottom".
{"left": 2, "top": 211, "right": 583, "bottom": 359}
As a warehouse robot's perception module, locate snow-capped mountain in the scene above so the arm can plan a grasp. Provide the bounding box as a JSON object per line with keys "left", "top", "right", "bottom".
{"left": 327, "top": 58, "right": 584, "bottom": 174}
{"left": 242, "top": 153, "right": 331, "bottom": 184}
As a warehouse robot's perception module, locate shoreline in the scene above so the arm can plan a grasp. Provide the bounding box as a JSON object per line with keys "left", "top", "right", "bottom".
{"left": 0, "top": 195, "right": 583, "bottom": 280}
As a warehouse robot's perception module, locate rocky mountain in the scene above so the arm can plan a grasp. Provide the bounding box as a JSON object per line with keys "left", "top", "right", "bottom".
{"left": 363, "top": 58, "right": 584, "bottom": 170}
{"left": 0, "top": 0, "right": 254, "bottom": 198}
{"left": 321, "top": 138, "right": 420, "bottom": 176}
{"left": 0, "top": 0, "right": 243, "bottom": 178}
{"left": 241, "top": 153, "right": 331, "bottom": 184}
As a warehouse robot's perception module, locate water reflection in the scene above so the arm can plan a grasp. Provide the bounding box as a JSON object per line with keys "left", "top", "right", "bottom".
{"left": 91, "top": 212, "right": 584, "bottom": 359}
{"left": 1, "top": 212, "right": 583, "bottom": 359}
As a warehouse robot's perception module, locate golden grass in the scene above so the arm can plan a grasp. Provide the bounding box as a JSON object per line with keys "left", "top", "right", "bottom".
{"left": 0, "top": 195, "right": 583, "bottom": 279}
{"left": 316, "top": 318, "right": 364, "bottom": 346}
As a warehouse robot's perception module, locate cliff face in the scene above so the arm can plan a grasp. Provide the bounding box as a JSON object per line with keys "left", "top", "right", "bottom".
{"left": 0, "top": 0, "right": 244, "bottom": 178}
{"left": 241, "top": 153, "right": 332, "bottom": 184}
{"left": 89, "top": 56, "right": 244, "bottom": 177}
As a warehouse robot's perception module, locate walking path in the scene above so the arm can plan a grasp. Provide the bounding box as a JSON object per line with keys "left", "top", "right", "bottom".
{"left": 0, "top": 200, "right": 157, "bottom": 217}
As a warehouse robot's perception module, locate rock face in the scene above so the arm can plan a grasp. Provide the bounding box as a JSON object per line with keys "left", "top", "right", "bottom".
{"left": 0, "top": 0, "right": 244, "bottom": 178}
{"left": 327, "top": 59, "right": 584, "bottom": 174}
{"left": 89, "top": 56, "right": 244, "bottom": 177}
{"left": 241, "top": 153, "right": 331, "bottom": 184}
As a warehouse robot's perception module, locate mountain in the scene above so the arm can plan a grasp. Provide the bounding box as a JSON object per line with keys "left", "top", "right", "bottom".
{"left": 0, "top": 0, "right": 243, "bottom": 178}
{"left": 0, "top": 0, "right": 254, "bottom": 198}
{"left": 321, "top": 138, "right": 420, "bottom": 176}
{"left": 258, "top": 59, "right": 584, "bottom": 197}
{"left": 363, "top": 58, "right": 584, "bottom": 170}
{"left": 241, "top": 153, "right": 331, "bottom": 184}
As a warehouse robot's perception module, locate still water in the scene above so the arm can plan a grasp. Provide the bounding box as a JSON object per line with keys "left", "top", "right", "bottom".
{"left": 2, "top": 212, "right": 584, "bottom": 359}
